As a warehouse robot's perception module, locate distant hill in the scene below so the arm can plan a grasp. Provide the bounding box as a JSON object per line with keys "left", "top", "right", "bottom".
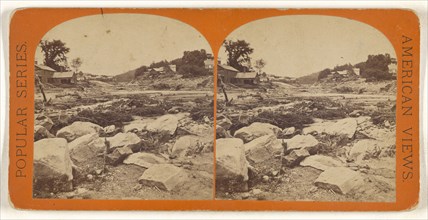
{"left": 114, "top": 69, "right": 136, "bottom": 82}
{"left": 297, "top": 72, "right": 319, "bottom": 84}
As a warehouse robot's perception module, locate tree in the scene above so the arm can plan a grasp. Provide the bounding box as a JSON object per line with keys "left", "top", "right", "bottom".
{"left": 40, "top": 40, "right": 70, "bottom": 71}
{"left": 359, "top": 53, "right": 393, "bottom": 80}
{"left": 223, "top": 39, "right": 254, "bottom": 72}
{"left": 254, "top": 59, "right": 266, "bottom": 73}
{"left": 71, "top": 57, "right": 83, "bottom": 73}
{"left": 318, "top": 68, "right": 331, "bottom": 80}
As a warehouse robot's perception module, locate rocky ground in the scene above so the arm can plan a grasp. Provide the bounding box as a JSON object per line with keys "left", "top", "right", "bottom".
{"left": 216, "top": 80, "right": 396, "bottom": 202}
{"left": 33, "top": 80, "right": 213, "bottom": 200}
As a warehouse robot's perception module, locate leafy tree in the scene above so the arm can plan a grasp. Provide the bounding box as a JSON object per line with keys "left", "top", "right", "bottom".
{"left": 223, "top": 39, "right": 254, "bottom": 72}
{"left": 359, "top": 53, "right": 393, "bottom": 80}
{"left": 40, "top": 40, "right": 70, "bottom": 71}
{"left": 254, "top": 59, "right": 266, "bottom": 73}
{"left": 318, "top": 68, "right": 332, "bottom": 80}
{"left": 71, "top": 57, "right": 82, "bottom": 72}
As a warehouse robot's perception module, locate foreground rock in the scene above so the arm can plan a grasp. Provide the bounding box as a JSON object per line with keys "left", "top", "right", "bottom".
{"left": 124, "top": 152, "right": 167, "bottom": 168}
{"left": 35, "top": 115, "right": 54, "bottom": 131}
{"left": 146, "top": 114, "right": 179, "bottom": 135}
{"left": 216, "top": 138, "right": 249, "bottom": 192}
{"left": 349, "top": 139, "right": 391, "bottom": 163}
{"left": 300, "top": 155, "right": 344, "bottom": 171}
{"left": 234, "top": 122, "right": 281, "bottom": 143}
{"left": 107, "top": 132, "right": 142, "bottom": 152}
{"left": 106, "top": 146, "right": 133, "bottom": 166}
{"left": 282, "top": 148, "right": 310, "bottom": 167}
{"left": 56, "top": 121, "right": 103, "bottom": 142}
{"left": 34, "top": 125, "right": 55, "bottom": 141}
{"left": 284, "top": 134, "right": 319, "bottom": 152}
{"left": 244, "top": 134, "right": 283, "bottom": 163}
{"left": 171, "top": 135, "right": 211, "bottom": 158}
{"left": 68, "top": 133, "right": 105, "bottom": 163}
{"left": 33, "top": 138, "right": 73, "bottom": 192}
{"left": 216, "top": 114, "right": 232, "bottom": 130}
{"left": 303, "top": 118, "right": 357, "bottom": 138}
{"left": 314, "top": 167, "right": 364, "bottom": 194}
{"left": 138, "top": 164, "right": 188, "bottom": 191}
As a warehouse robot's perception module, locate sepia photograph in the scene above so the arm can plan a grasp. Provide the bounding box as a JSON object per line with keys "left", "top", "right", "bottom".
{"left": 215, "top": 15, "right": 397, "bottom": 202}
{"left": 33, "top": 13, "right": 214, "bottom": 200}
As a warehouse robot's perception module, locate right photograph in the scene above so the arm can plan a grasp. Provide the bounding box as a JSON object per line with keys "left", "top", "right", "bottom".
{"left": 215, "top": 15, "right": 397, "bottom": 202}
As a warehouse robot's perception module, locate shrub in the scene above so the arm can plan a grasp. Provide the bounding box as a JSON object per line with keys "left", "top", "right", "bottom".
{"left": 249, "top": 111, "right": 314, "bottom": 130}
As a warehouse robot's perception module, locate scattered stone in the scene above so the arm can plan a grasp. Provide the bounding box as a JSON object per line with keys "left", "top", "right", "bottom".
{"left": 252, "top": 189, "right": 262, "bottom": 195}
{"left": 34, "top": 125, "right": 55, "bottom": 141}
{"left": 33, "top": 138, "right": 73, "bottom": 192}
{"left": 282, "top": 148, "right": 310, "bottom": 167}
{"left": 56, "top": 121, "right": 103, "bottom": 142}
{"left": 244, "top": 134, "right": 283, "bottom": 163}
{"left": 234, "top": 122, "right": 282, "bottom": 143}
{"left": 35, "top": 115, "right": 54, "bottom": 130}
{"left": 282, "top": 127, "right": 295, "bottom": 137}
{"left": 349, "top": 110, "right": 361, "bottom": 117}
{"left": 86, "top": 174, "right": 94, "bottom": 181}
{"left": 309, "top": 186, "right": 318, "bottom": 193}
{"left": 303, "top": 118, "right": 357, "bottom": 139}
{"left": 123, "top": 119, "right": 154, "bottom": 133}
{"left": 107, "top": 132, "right": 142, "bottom": 152}
{"left": 284, "top": 134, "right": 319, "bottom": 152}
{"left": 216, "top": 138, "right": 249, "bottom": 192}
{"left": 384, "top": 120, "right": 391, "bottom": 128}
{"left": 241, "top": 192, "right": 250, "bottom": 199}
{"left": 95, "top": 169, "right": 103, "bottom": 175}
{"left": 106, "top": 146, "right": 133, "bottom": 166}
{"left": 272, "top": 170, "right": 279, "bottom": 176}
{"left": 138, "top": 164, "right": 188, "bottom": 191}
{"left": 171, "top": 135, "right": 209, "bottom": 158}
{"left": 103, "top": 125, "right": 115, "bottom": 134}
{"left": 216, "top": 125, "right": 232, "bottom": 138}
{"left": 146, "top": 114, "right": 179, "bottom": 135}
{"left": 68, "top": 133, "right": 104, "bottom": 163}
{"left": 123, "top": 152, "right": 167, "bottom": 168}
{"left": 262, "top": 175, "right": 270, "bottom": 182}
{"left": 349, "top": 139, "right": 390, "bottom": 163}
{"left": 300, "top": 155, "right": 344, "bottom": 171}
{"left": 314, "top": 167, "right": 364, "bottom": 194}
{"left": 217, "top": 114, "right": 232, "bottom": 130}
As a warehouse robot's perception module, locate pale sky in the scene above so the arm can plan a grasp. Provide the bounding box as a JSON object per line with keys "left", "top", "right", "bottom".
{"left": 36, "top": 13, "right": 211, "bottom": 76}
{"left": 219, "top": 15, "right": 396, "bottom": 77}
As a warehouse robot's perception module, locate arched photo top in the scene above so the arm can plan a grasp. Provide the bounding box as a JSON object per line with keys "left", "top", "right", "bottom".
{"left": 219, "top": 15, "right": 396, "bottom": 78}
{"left": 35, "top": 13, "right": 212, "bottom": 77}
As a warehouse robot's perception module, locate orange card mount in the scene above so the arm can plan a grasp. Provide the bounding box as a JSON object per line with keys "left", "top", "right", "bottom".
{"left": 9, "top": 8, "right": 420, "bottom": 211}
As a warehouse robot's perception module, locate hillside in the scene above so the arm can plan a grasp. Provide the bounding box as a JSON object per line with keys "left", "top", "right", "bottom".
{"left": 296, "top": 72, "right": 319, "bottom": 84}
{"left": 114, "top": 69, "right": 136, "bottom": 82}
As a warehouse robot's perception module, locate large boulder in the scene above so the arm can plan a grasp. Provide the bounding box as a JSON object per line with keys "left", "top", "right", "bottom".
{"left": 106, "top": 146, "right": 133, "bottom": 166}
{"left": 56, "top": 121, "right": 103, "bottom": 142}
{"left": 138, "top": 164, "right": 188, "bottom": 191}
{"left": 244, "top": 134, "right": 283, "bottom": 163}
{"left": 146, "top": 114, "right": 179, "bottom": 135}
{"left": 34, "top": 125, "right": 55, "bottom": 141}
{"left": 349, "top": 139, "right": 392, "bottom": 163}
{"left": 234, "top": 122, "right": 281, "bottom": 143}
{"left": 303, "top": 118, "right": 357, "bottom": 138}
{"left": 284, "top": 134, "right": 319, "bottom": 152}
{"left": 282, "top": 148, "right": 310, "bottom": 167}
{"left": 107, "top": 132, "right": 142, "bottom": 152}
{"left": 35, "top": 115, "right": 54, "bottom": 131}
{"left": 300, "top": 155, "right": 344, "bottom": 171}
{"left": 314, "top": 167, "right": 364, "bottom": 194}
{"left": 124, "top": 152, "right": 167, "bottom": 168}
{"left": 68, "top": 133, "right": 104, "bottom": 163}
{"left": 170, "top": 135, "right": 211, "bottom": 158}
{"left": 216, "top": 138, "right": 248, "bottom": 192}
{"left": 33, "top": 138, "right": 73, "bottom": 192}
{"left": 123, "top": 118, "right": 155, "bottom": 133}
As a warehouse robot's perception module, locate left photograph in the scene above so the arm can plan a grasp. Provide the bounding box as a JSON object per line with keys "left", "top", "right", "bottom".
{"left": 33, "top": 13, "right": 214, "bottom": 200}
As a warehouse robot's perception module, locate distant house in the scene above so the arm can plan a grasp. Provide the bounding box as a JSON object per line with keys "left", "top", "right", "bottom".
{"left": 148, "top": 65, "right": 176, "bottom": 74}
{"left": 235, "top": 72, "right": 258, "bottom": 85}
{"left": 353, "top": 68, "right": 360, "bottom": 76}
{"left": 218, "top": 64, "right": 239, "bottom": 83}
{"left": 204, "top": 54, "right": 215, "bottom": 73}
{"left": 388, "top": 63, "right": 397, "bottom": 76}
{"left": 51, "top": 72, "right": 77, "bottom": 84}
{"left": 35, "top": 64, "right": 56, "bottom": 83}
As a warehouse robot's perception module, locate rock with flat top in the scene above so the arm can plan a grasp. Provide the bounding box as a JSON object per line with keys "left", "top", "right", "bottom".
{"left": 56, "top": 121, "right": 103, "bottom": 142}
{"left": 234, "top": 122, "right": 281, "bottom": 143}
{"left": 314, "top": 167, "right": 364, "bottom": 194}
{"left": 303, "top": 118, "right": 358, "bottom": 139}
{"left": 106, "top": 146, "right": 133, "bottom": 166}
{"left": 107, "top": 132, "right": 142, "bottom": 152}
{"left": 146, "top": 114, "right": 179, "bottom": 135}
{"left": 300, "top": 155, "right": 344, "bottom": 171}
{"left": 68, "top": 133, "right": 104, "bottom": 163}
{"left": 282, "top": 148, "right": 310, "bottom": 167}
{"left": 124, "top": 152, "right": 167, "bottom": 168}
{"left": 284, "top": 134, "right": 319, "bottom": 152}
{"left": 171, "top": 135, "right": 210, "bottom": 158}
{"left": 138, "top": 164, "right": 188, "bottom": 191}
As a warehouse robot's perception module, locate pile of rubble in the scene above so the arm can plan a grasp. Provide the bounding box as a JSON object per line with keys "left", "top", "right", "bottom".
{"left": 216, "top": 113, "right": 396, "bottom": 200}
{"left": 33, "top": 111, "right": 213, "bottom": 197}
